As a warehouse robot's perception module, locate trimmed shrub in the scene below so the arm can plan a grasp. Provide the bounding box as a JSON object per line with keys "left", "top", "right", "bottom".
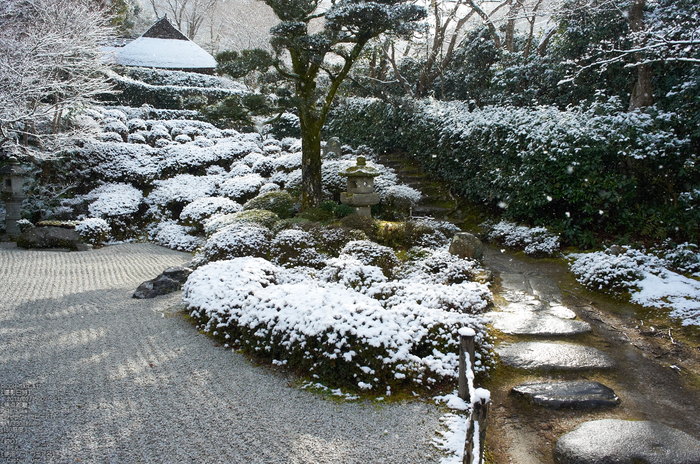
{"left": 200, "top": 224, "right": 272, "bottom": 263}
{"left": 243, "top": 191, "right": 296, "bottom": 219}
{"left": 180, "top": 197, "right": 243, "bottom": 226}
{"left": 76, "top": 218, "right": 111, "bottom": 245}
{"left": 271, "top": 229, "right": 325, "bottom": 268}
{"left": 203, "top": 209, "right": 280, "bottom": 236}
{"left": 340, "top": 240, "right": 400, "bottom": 277}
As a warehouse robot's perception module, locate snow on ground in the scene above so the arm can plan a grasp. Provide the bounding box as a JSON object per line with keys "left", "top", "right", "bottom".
{"left": 570, "top": 246, "right": 700, "bottom": 326}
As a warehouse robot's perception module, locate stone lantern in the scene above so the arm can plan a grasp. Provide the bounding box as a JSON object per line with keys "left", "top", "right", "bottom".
{"left": 1, "top": 157, "right": 27, "bottom": 235}
{"left": 339, "top": 156, "right": 380, "bottom": 217}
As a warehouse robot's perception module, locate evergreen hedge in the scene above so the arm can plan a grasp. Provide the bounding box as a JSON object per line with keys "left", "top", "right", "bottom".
{"left": 328, "top": 97, "right": 699, "bottom": 246}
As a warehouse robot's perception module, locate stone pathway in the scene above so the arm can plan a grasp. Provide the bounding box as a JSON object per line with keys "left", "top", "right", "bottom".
{"left": 482, "top": 246, "right": 700, "bottom": 464}
{"left": 381, "top": 150, "right": 700, "bottom": 463}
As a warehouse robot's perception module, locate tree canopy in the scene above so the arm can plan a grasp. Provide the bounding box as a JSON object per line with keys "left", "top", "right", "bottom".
{"left": 217, "top": 0, "right": 426, "bottom": 208}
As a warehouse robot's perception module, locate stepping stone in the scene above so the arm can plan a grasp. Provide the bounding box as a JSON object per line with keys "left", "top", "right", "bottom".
{"left": 511, "top": 381, "right": 619, "bottom": 410}
{"left": 554, "top": 419, "right": 700, "bottom": 464}
{"left": 528, "top": 275, "right": 563, "bottom": 304}
{"left": 496, "top": 342, "right": 615, "bottom": 371}
{"left": 500, "top": 273, "right": 532, "bottom": 296}
{"left": 490, "top": 312, "right": 591, "bottom": 336}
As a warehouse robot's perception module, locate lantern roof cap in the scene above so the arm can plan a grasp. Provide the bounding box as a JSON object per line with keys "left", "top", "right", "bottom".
{"left": 339, "top": 156, "right": 381, "bottom": 178}
{"left": 0, "top": 157, "right": 26, "bottom": 176}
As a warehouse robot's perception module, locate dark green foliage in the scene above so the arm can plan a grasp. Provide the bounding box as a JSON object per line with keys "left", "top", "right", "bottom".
{"left": 216, "top": 49, "right": 273, "bottom": 79}
{"left": 328, "top": 97, "right": 699, "bottom": 246}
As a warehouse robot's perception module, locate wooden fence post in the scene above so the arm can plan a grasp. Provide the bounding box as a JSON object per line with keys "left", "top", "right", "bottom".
{"left": 459, "top": 327, "right": 489, "bottom": 464}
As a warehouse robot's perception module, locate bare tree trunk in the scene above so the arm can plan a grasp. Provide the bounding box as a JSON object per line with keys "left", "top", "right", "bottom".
{"left": 628, "top": 0, "right": 653, "bottom": 110}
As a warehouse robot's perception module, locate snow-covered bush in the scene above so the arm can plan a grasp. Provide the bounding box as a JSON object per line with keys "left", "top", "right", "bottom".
{"left": 16, "top": 218, "right": 34, "bottom": 232}
{"left": 340, "top": 240, "right": 400, "bottom": 277}
{"left": 329, "top": 97, "right": 695, "bottom": 245}
{"left": 259, "top": 182, "right": 280, "bottom": 194}
{"left": 273, "top": 152, "right": 303, "bottom": 172}
{"left": 75, "top": 218, "right": 111, "bottom": 245}
{"left": 220, "top": 173, "right": 265, "bottom": 202}
{"left": 203, "top": 209, "right": 280, "bottom": 236}
{"left": 284, "top": 169, "right": 302, "bottom": 190}
{"left": 271, "top": 229, "right": 325, "bottom": 269}
{"left": 199, "top": 224, "right": 272, "bottom": 263}
{"left": 149, "top": 220, "right": 203, "bottom": 252}
{"left": 87, "top": 183, "right": 143, "bottom": 218}
{"left": 243, "top": 190, "right": 296, "bottom": 219}
{"left": 569, "top": 247, "right": 659, "bottom": 292}
{"left": 569, "top": 246, "right": 700, "bottom": 326}
{"left": 183, "top": 257, "right": 492, "bottom": 392}
{"left": 311, "top": 225, "right": 360, "bottom": 256}
{"left": 180, "top": 196, "right": 242, "bottom": 226}
{"left": 400, "top": 249, "right": 484, "bottom": 285}
{"left": 103, "top": 119, "right": 128, "bottom": 141}
{"left": 657, "top": 242, "right": 700, "bottom": 274}
{"left": 484, "top": 221, "right": 560, "bottom": 257}
{"left": 381, "top": 185, "right": 422, "bottom": 219}
{"left": 252, "top": 157, "right": 275, "bottom": 177}
{"left": 147, "top": 174, "right": 217, "bottom": 217}
{"left": 126, "top": 118, "right": 147, "bottom": 133}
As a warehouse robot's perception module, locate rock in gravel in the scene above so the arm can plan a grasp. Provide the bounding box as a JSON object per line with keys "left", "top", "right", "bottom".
{"left": 554, "top": 419, "right": 700, "bottom": 464}
{"left": 133, "top": 266, "right": 192, "bottom": 299}
{"left": 511, "top": 381, "right": 619, "bottom": 410}
{"left": 496, "top": 342, "right": 615, "bottom": 371}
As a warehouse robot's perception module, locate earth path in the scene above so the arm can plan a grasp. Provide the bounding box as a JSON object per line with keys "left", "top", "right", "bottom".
{"left": 0, "top": 242, "right": 442, "bottom": 464}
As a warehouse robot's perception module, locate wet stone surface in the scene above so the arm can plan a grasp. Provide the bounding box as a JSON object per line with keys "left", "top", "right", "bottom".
{"left": 490, "top": 312, "right": 591, "bottom": 336}
{"left": 554, "top": 419, "right": 700, "bottom": 464}
{"left": 511, "top": 381, "right": 619, "bottom": 410}
{"left": 496, "top": 342, "right": 615, "bottom": 371}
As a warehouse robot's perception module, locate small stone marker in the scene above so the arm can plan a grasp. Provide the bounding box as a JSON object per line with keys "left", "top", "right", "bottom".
{"left": 323, "top": 137, "right": 342, "bottom": 158}
{"left": 554, "top": 419, "right": 700, "bottom": 464}
{"left": 449, "top": 232, "right": 483, "bottom": 260}
{"left": 496, "top": 341, "right": 615, "bottom": 371}
{"left": 511, "top": 381, "right": 619, "bottom": 410}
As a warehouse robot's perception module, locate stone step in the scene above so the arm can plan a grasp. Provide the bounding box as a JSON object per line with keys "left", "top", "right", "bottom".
{"left": 554, "top": 419, "right": 700, "bottom": 464}
{"left": 495, "top": 342, "right": 615, "bottom": 371}
{"left": 511, "top": 381, "right": 619, "bottom": 410}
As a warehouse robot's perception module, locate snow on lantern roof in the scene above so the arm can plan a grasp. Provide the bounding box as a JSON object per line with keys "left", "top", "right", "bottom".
{"left": 105, "top": 17, "right": 216, "bottom": 72}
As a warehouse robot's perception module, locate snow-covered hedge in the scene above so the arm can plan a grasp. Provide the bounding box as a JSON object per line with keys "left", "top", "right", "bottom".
{"left": 183, "top": 255, "right": 493, "bottom": 392}
{"left": 329, "top": 97, "right": 698, "bottom": 245}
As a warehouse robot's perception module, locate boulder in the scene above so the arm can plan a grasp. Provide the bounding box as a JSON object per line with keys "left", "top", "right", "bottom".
{"left": 449, "top": 232, "right": 483, "bottom": 260}
{"left": 554, "top": 419, "right": 700, "bottom": 464}
{"left": 133, "top": 266, "right": 192, "bottom": 299}
{"left": 17, "top": 226, "right": 88, "bottom": 251}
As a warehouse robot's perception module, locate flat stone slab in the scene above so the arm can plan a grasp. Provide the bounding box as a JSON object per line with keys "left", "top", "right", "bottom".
{"left": 528, "top": 275, "right": 563, "bottom": 303}
{"left": 500, "top": 273, "right": 532, "bottom": 298}
{"left": 511, "top": 381, "right": 619, "bottom": 409}
{"left": 496, "top": 342, "right": 615, "bottom": 371}
{"left": 490, "top": 312, "right": 591, "bottom": 335}
{"left": 554, "top": 419, "right": 700, "bottom": 464}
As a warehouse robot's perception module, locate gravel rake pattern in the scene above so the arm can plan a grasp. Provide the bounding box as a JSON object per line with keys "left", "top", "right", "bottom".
{"left": 0, "top": 243, "right": 441, "bottom": 463}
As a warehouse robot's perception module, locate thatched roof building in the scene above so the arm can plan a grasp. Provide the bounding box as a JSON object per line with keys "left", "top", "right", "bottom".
{"left": 104, "top": 18, "right": 216, "bottom": 74}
